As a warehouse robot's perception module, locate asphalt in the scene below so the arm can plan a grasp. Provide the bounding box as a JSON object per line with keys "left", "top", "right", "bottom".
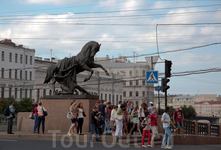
{"left": 0, "top": 138, "right": 221, "bottom": 150}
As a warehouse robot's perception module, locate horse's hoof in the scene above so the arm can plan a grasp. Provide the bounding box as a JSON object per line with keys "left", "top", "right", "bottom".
{"left": 84, "top": 79, "right": 88, "bottom": 82}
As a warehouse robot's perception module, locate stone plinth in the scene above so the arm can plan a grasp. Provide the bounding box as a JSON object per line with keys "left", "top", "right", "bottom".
{"left": 41, "top": 98, "right": 97, "bottom": 133}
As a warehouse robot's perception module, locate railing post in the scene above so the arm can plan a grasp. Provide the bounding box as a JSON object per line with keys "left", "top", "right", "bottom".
{"left": 194, "top": 120, "right": 198, "bottom": 135}
{"left": 207, "top": 123, "right": 211, "bottom": 136}
{"left": 219, "top": 124, "right": 221, "bottom": 137}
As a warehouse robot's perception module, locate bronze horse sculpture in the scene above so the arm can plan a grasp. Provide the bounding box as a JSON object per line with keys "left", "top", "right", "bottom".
{"left": 44, "top": 41, "right": 109, "bottom": 95}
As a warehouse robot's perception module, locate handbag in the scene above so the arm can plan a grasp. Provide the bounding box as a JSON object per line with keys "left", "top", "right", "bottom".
{"left": 115, "top": 114, "right": 123, "bottom": 120}
{"left": 67, "top": 112, "right": 72, "bottom": 120}
{"left": 83, "top": 112, "right": 86, "bottom": 117}
{"left": 29, "top": 112, "right": 34, "bottom": 119}
{"left": 42, "top": 107, "right": 48, "bottom": 116}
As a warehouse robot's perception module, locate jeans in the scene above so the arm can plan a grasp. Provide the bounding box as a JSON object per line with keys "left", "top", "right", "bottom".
{"left": 100, "top": 116, "right": 105, "bottom": 135}
{"left": 33, "top": 115, "right": 38, "bottom": 132}
{"left": 37, "top": 116, "right": 45, "bottom": 133}
{"left": 104, "top": 119, "right": 111, "bottom": 134}
{"left": 7, "top": 118, "right": 13, "bottom": 134}
{"left": 162, "top": 127, "right": 172, "bottom": 147}
{"left": 90, "top": 124, "right": 99, "bottom": 141}
{"left": 77, "top": 118, "right": 84, "bottom": 134}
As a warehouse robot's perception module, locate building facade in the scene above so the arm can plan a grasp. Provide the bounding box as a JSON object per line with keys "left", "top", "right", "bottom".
{"left": 95, "top": 56, "right": 154, "bottom": 106}
{"left": 0, "top": 39, "right": 35, "bottom": 100}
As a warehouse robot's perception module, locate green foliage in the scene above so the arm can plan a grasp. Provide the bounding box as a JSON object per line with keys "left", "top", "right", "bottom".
{"left": 158, "top": 106, "right": 175, "bottom": 116}
{"left": 181, "top": 105, "right": 197, "bottom": 120}
{"left": 0, "top": 97, "right": 34, "bottom": 114}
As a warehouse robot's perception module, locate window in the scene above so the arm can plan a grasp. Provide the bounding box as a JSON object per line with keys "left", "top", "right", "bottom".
{"left": 20, "top": 88, "right": 22, "bottom": 99}
{"left": 25, "top": 55, "right": 28, "bottom": 64}
{"left": 123, "top": 91, "right": 126, "bottom": 97}
{"left": 49, "top": 90, "right": 52, "bottom": 95}
{"left": 30, "top": 89, "right": 32, "bottom": 99}
{"left": 142, "top": 80, "right": 145, "bottom": 85}
{"left": 9, "top": 69, "right": 12, "bottom": 78}
{"left": 30, "top": 56, "right": 32, "bottom": 65}
{"left": 112, "top": 95, "right": 115, "bottom": 103}
{"left": 1, "top": 68, "right": 4, "bottom": 78}
{"left": 1, "top": 51, "right": 4, "bottom": 61}
{"left": 20, "top": 70, "right": 22, "bottom": 79}
{"left": 43, "top": 89, "right": 46, "bottom": 97}
{"left": 123, "top": 81, "right": 126, "bottom": 86}
{"left": 9, "top": 88, "right": 12, "bottom": 97}
{"left": 136, "top": 80, "right": 139, "bottom": 85}
{"left": 142, "top": 70, "right": 146, "bottom": 77}
{"left": 130, "top": 81, "right": 133, "bottom": 86}
{"left": 136, "top": 70, "right": 139, "bottom": 76}
{"left": 20, "top": 54, "right": 23, "bottom": 64}
{"left": 100, "top": 93, "right": 103, "bottom": 100}
{"left": 136, "top": 101, "right": 139, "bottom": 105}
{"left": 142, "top": 91, "right": 145, "bottom": 97}
{"left": 15, "top": 88, "right": 17, "bottom": 99}
{"left": 136, "top": 91, "right": 139, "bottom": 97}
{"left": 9, "top": 53, "right": 12, "bottom": 62}
{"left": 37, "top": 89, "right": 39, "bottom": 100}
{"left": 105, "top": 94, "right": 107, "bottom": 101}
{"left": 25, "top": 71, "right": 27, "bottom": 80}
{"left": 15, "top": 69, "right": 17, "bottom": 79}
{"left": 15, "top": 53, "right": 18, "bottom": 63}
{"left": 129, "top": 70, "right": 133, "bottom": 76}
{"left": 120, "top": 95, "right": 122, "bottom": 101}
{"left": 129, "top": 91, "right": 132, "bottom": 97}
{"left": 29, "top": 71, "right": 32, "bottom": 80}
{"left": 109, "top": 94, "right": 111, "bottom": 101}
{"left": 25, "top": 89, "right": 27, "bottom": 98}
{"left": 1, "top": 87, "right": 4, "bottom": 98}
{"left": 116, "top": 95, "right": 118, "bottom": 104}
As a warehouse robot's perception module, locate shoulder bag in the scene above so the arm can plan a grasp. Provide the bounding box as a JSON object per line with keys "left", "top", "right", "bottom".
{"left": 42, "top": 107, "right": 48, "bottom": 116}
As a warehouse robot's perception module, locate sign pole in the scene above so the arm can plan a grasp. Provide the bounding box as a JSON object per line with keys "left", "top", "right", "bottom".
{"left": 158, "top": 86, "right": 160, "bottom": 114}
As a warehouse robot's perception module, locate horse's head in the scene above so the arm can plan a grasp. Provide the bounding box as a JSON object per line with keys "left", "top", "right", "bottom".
{"left": 90, "top": 43, "right": 101, "bottom": 58}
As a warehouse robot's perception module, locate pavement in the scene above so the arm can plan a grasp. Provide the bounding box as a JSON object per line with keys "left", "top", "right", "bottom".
{"left": 1, "top": 138, "right": 221, "bottom": 150}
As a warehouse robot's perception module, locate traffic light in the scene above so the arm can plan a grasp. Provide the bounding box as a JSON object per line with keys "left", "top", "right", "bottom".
{"left": 165, "top": 60, "right": 172, "bottom": 78}
{"left": 161, "top": 77, "right": 170, "bottom": 92}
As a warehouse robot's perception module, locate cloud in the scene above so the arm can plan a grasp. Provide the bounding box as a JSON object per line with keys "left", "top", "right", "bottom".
{"left": 24, "top": 0, "right": 95, "bottom": 5}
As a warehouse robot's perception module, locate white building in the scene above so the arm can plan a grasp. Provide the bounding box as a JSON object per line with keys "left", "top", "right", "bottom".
{"left": 0, "top": 39, "right": 35, "bottom": 100}
{"left": 94, "top": 56, "right": 154, "bottom": 106}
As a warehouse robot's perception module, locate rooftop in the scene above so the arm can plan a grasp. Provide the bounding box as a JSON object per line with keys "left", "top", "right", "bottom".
{"left": 99, "top": 62, "right": 146, "bottom": 68}
{"left": 195, "top": 101, "right": 221, "bottom": 105}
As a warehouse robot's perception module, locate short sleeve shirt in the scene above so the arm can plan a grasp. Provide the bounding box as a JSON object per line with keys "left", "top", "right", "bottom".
{"left": 173, "top": 110, "right": 183, "bottom": 122}
{"left": 91, "top": 111, "right": 98, "bottom": 125}
{"left": 150, "top": 113, "right": 158, "bottom": 126}
{"left": 98, "top": 103, "right": 106, "bottom": 117}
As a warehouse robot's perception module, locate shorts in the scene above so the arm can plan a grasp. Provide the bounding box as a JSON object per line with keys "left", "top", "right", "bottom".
{"left": 175, "top": 121, "right": 183, "bottom": 127}
{"left": 110, "top": 120, "right": 115, "bottom": 129}
{"left": 150, "top": 126, "right": 158, "bottom": 136}
{"left": 71, "top": 118, "right": 77, "bottom": 124}
{"left": 133, "top": 119, "right": 139, "bottom": 124}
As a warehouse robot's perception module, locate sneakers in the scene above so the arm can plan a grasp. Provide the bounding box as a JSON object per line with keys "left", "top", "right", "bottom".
{"left": 166, "top": 146, "right": 172, "bottom": 149}
{"left": 89, "top": 140, "right": 94, "bottom": 142}
{"left": 142, "top": 145, "right": 147, "bottom": 148}
{"left": 161, "top": 147, "right": 167, "bottom": 149}
{"left": 72, "top": 133, "right": 76, "bottom": 136}
{"left": 68, "top": 133, "right": 71, "bottom": 136}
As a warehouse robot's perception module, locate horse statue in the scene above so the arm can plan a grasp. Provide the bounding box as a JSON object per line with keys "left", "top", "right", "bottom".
{"left": 43, "top": 41, "right": 109, "bottom": 95}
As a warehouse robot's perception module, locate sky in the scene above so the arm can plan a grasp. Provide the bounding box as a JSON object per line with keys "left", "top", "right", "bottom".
{"left": 0, "top": 0, "right": 221, "bottom": 96}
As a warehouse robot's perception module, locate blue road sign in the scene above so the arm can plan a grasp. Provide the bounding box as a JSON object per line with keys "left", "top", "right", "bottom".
{"left": 155, "top": 86, "right": 161, "bottom": 91}
{"left": 146, "top": 71, "right": 158, "bottom": 84}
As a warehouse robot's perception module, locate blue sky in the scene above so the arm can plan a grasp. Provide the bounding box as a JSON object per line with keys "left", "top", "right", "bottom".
{"left": 0, "top": 0, "right": 221, "bottom": 96}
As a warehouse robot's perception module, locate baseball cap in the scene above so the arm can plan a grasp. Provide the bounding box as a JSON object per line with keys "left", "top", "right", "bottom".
{"left": 149, "top": 102, "right": 153, "bottom": 104}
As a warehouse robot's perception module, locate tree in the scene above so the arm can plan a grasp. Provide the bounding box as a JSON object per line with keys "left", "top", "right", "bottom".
{"left": 181, "top": 105, "right": 197, "bottom": 120}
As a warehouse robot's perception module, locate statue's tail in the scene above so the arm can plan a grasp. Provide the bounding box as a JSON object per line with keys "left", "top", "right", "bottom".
{"left": 43, "top": 65, "right": 55, "bottom": 84}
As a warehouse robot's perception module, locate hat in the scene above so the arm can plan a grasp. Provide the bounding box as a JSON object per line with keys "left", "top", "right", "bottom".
{"left": 33, "top": 101, "right": 37, "bottom": 105}
{"left": 149, "top": 102, "right": 153, "bottom": 104}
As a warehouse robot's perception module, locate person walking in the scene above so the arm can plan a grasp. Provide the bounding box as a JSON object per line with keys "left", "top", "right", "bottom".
{"left": 7, "top": 100, "right": 15, "bottom": 134}
{"left": 110, "top": 105, "right": 118, "bottom": 135}
{"left": 98, "top": 100, "right": 106, "bottom": 135}
{"left": 139, "top": 103, "right": 146, "bottom": 122}
{"left": 150, "top": 107, "right": 162, "bottom": 147}
{"left": 118, "top": 101, "right": 122, "bottom": 109}
{"left": 141, "top": 112, "right": 151, "bottom": 147}
{"left": 37, "top": 101, "right": 47, "bottom": 134}
{"left": 32, "top": 102, "right": 38, "bottom": 133}
{"left": 173, "top": 107, "right": 185, "bottom": 137}
{"left": 161, "top": 107, "right": 176, "bottom": 149}
{"left": 104, "top": 102, "right": 112, "bottom": 135}
{"left": 115, "top": 104, "right": 126, "bottom": 137}
{"left": 77, "top": 103, "right": 85, "bottom": 135}
{"left": 148, "top": 102, "right": 154, "bottom": 114}
{"left": 129, "top": 105, "right": 142, "bottom": 136}
{"left": 68, "top": 100, "right": 78, "bottom": 136}
{"left": 89, "top": 107, "right": 100, "bottom": 142}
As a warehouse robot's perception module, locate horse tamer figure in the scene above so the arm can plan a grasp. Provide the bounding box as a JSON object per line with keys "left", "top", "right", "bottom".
{"left": 43, "top": 41, "right": 110, "bottom": 95}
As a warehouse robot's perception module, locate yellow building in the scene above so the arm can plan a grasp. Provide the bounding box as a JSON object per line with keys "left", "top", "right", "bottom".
{"left": 154, "top": 94, "right": 179, "bottom": 109}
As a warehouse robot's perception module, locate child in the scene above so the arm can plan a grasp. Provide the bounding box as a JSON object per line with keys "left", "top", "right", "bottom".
{"left": 141, "top": 112, "right": 151, "bottom": 147}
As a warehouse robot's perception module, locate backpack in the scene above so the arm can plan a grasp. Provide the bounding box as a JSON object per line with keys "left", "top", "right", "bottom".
{"left": 4, "top": 106, "right": 10, "bottom": 116}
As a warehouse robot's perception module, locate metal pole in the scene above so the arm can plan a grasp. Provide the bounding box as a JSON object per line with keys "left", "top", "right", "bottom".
{"left": 165, "top": 89, "right": 167, "bottom": 109}
{"left": 151, "top": 56, "right": 153, "bottom": 70}
{"left": 158, "top": 88, "right": 160, "bottom": 113}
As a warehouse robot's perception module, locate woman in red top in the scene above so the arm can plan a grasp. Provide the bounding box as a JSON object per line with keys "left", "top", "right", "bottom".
{"left": 123, "top": 109, "right": 128, "bottom": 135}
{"left": 32, "top": 102, "right": 38, "bottom": 133}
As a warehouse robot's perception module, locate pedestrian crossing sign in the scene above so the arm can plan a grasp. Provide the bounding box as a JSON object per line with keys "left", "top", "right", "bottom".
{"left": 146, "top": 71, "right": 158, "bottom": 84}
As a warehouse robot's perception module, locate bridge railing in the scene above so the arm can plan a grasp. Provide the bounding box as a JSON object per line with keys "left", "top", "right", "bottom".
{"left": 184, "top": 120, "right": 195, "bottom": 135}
{"left": 211, "top": 124, "right": 220, "bottom": 136}
{"left": 198, "top": 122, "right": 208, "bottom": 136}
